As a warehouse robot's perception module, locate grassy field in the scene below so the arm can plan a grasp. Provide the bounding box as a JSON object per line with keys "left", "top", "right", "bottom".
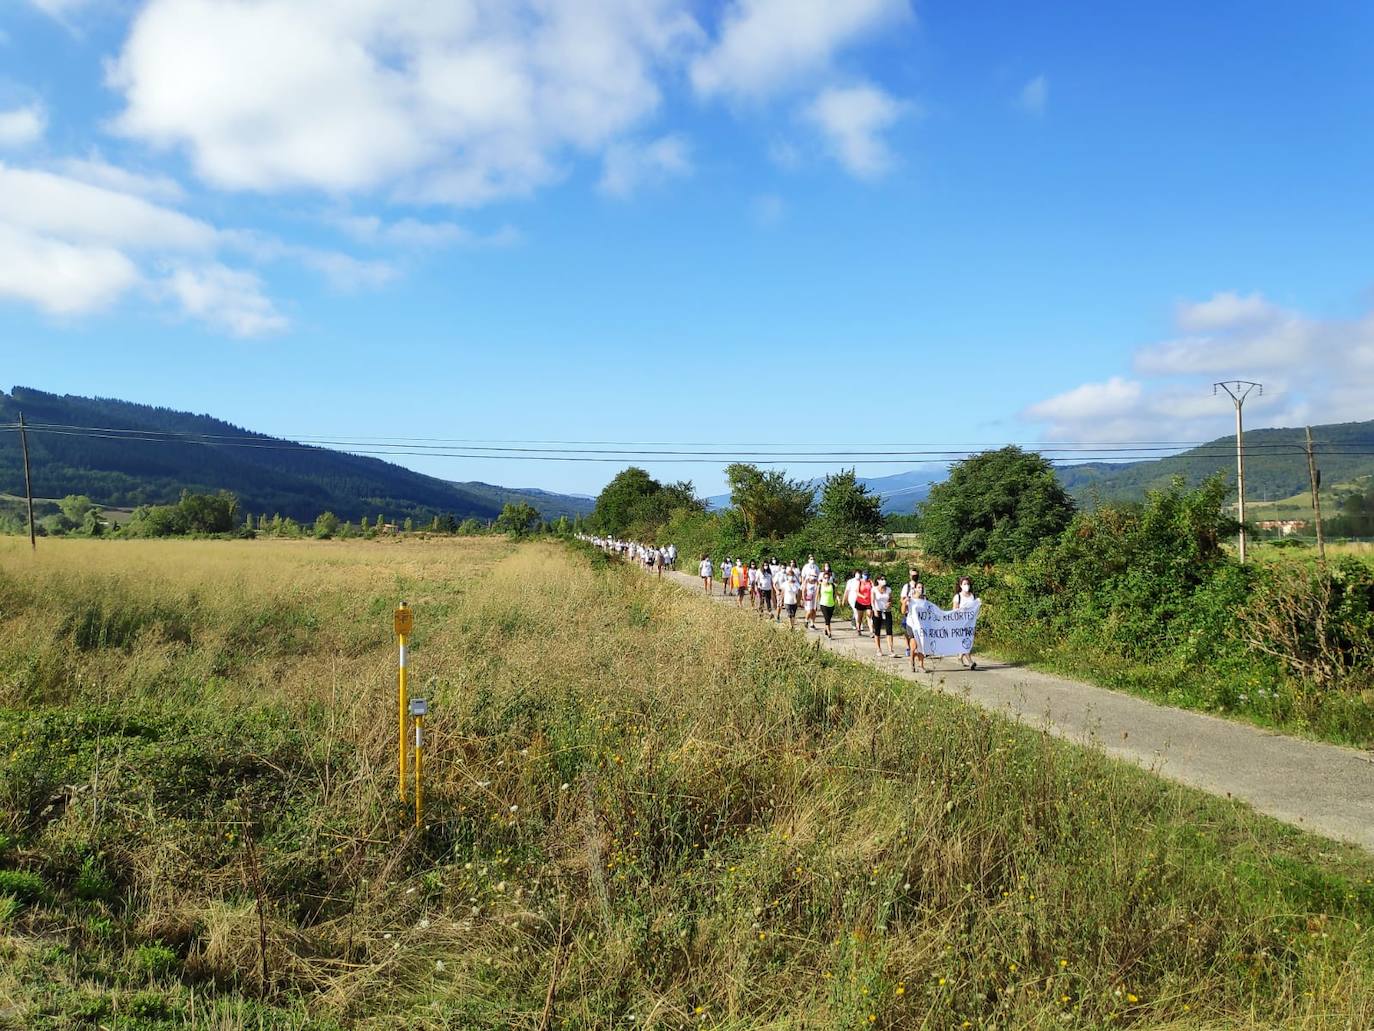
{"left": 2, "top": 537, "right": 1374, "bottom": 1029}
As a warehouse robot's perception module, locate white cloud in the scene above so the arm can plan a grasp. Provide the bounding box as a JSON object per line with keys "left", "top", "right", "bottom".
{"left": 803, "top": 83, "right": 908, "bottom": 179}
{"left": 0, "top": 158, "right": 401, "bottom": 332}
{"left": 161, "top": 263, "right": 287, "bottom": 337}
{"left": 0, "top": 105, "right": 45, "bottom": 148}
{"left": 0, "top": 162, "right": 215, "bottom": 251}
{"left": 53, "top": 154, "right": 186, "bottom": 203}
{"left": 1175, "top": 290, "right": 1281, "bottom": 332}
{"left": 1024, "top": 291, "right": 1374, "bottom": 440}
{"left": 598, "top": 134, "right": 691, "bottom": 197}
{"left": 1024, "top": 376, "right": 1142, "bottom": 425}
{"left": 0, "top": 223, "right": 139, "bottom": 315}
{"left": 1017, "top": 75, "right": 1047, "bottom": 116}
{"left": 109, "top": 0, "right": 702, "bottom": 206}
{"left": 1136, "top": 294, "right": 1317, "bottom": 375}
{"left": 691, "top": 0, "right": 909, "bottom": 102}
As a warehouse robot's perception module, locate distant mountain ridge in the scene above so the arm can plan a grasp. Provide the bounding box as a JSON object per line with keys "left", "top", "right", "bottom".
{"left": 1054, "top": 419, "right": 1374, "bottom": 502}
{"left": 0, "top": 387, "right": 596, "bottom": 522}
{"left": 701, "top": 420, "right": 1374, "bottom": 517}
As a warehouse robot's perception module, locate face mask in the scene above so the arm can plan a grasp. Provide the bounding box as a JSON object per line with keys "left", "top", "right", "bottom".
{"left": 961, "top": 584, "right": 972, "bottom": 593}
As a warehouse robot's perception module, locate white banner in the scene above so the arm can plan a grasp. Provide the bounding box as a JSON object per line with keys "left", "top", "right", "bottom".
{"left": 906, "top": 599, "right": 980, "bottom": 657}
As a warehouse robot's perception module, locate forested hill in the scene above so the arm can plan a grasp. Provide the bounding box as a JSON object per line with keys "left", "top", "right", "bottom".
{"left": 1055, "top": 419, "right": 1374, "bottom": 502}
{"left": 0, "top": 387, "right": 595, "bottom": 522}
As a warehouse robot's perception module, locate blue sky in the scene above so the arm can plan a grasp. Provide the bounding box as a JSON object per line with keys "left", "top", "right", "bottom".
{"left": 2, "top": 1, "right": 1372, "bottom": 497}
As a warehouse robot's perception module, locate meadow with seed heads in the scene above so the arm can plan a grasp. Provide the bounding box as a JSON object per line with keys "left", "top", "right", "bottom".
{"left": 1, "top": 536, "right": 1372, "bottom": 1029}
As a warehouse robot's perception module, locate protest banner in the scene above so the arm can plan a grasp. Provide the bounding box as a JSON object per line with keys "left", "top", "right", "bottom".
{"left": 906, "top": 599, "right": 980, "bottom": 657}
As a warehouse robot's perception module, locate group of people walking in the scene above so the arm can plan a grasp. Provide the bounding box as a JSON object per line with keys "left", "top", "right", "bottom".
{"left": 581, "top": 535, "right": 980, "bottom": 671}
{"left": 695, "top": 556, "right": 977, "bottom": 671}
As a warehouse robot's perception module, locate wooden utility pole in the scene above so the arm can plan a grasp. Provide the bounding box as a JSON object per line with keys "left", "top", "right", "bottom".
{"left": 18, "top": 413, "right": 35, "bottom": 551}
{"left": 1305, "top": 425, "right": 1326, "bottom": 564}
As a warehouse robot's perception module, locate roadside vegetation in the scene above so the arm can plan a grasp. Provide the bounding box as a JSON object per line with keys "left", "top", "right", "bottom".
{"left": 2, "top": 536, "right": 1373, "bottom": 1028}
{"left": 593, "top": 451, "right": 1374, "bottom": 748}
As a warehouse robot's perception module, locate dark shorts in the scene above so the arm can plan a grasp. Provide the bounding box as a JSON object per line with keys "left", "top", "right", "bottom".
{"left": 736, "top": 586, "right": 747, "bottom": 597}
{"left": 786, "top": 603, "right": 798, "bottom": 617}
{"left": 872, "top": 610, "right": 893, "bottom": 635}
{"left": 855, "top": 602, "right": 871, "bottom": 613}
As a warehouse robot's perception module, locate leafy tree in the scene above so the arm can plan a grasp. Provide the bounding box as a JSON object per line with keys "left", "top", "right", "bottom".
{"left": 58, "top": 495, "right": 96, "bottom": 524}
{"left": 815, "top": 469, "right": 884, "bottom": 551}
{"left": 314, "top": 511, "right": 341, "bottom": 538}
{"left": 919, "top": 447, "right": 1075, "bottom": 565}
{"left": 726, "top": 463, "right": 814, "bottom": 539}
{"left": 495, "top": 502, "right": 542, "bottom": 538}
{"left": 457, "top": 517, "right": 484, "bottom": 535}
{"left": 403, "top": 517, "right": 415, "bottom": 533}
{"left": 593, "top": 467, "right": 662, "bottom": 536}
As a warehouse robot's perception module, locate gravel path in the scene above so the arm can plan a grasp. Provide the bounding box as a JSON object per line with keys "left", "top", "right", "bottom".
{"left": 657, "top": 566, "right": 1374, "bottom": 852}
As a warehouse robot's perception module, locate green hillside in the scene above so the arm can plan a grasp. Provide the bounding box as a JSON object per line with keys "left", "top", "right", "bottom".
{"left": 0, "top": 387, "right": 594, "bottom": 523}
{"left": 1056, "top": 419, "right": 1374, "bottom": 505}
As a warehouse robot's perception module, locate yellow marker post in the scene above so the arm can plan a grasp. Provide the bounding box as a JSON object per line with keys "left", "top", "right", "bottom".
{"left": 394, "top": 602, "right": 413, "bottom": 802}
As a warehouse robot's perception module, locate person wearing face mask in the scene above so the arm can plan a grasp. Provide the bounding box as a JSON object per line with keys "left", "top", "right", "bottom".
{"left": 951, "top": 575, "right": 979, "bottom": 670}
{"left": 870, "top": 576, "right": 893, "bottom": 656}
{"left": 900, "top": 569, "right": 926, "bottom": 669}
{"left": 817, "top": 567, "right": 837, "bottom": 639}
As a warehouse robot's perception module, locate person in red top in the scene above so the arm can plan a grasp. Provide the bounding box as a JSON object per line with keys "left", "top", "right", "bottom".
{"left": 853, "top": 572, "right": 873, "bottom": 636}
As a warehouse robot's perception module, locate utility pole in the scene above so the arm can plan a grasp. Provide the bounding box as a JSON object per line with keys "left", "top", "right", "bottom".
{"left": 18, "top": 413, "right": 36, "bottom": 551}
{"left": 1305, "top": 425, "right": 1326, "bottom": 564}
{"left": 1214, "top": 381, "right": 1261, "bottom": 563}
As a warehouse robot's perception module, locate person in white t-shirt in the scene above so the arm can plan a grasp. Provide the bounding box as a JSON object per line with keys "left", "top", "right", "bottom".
{"left": 699, "top": 555, "right": 713, "bottom": 593}
{"left": 844, "top": 571, "right": 861, "bottom": 632}
{"left": 802, "top": 555, "right": 819, "bottom": 581}
{"left": 758, "top": 563, "right": 774, "bottom": 616}
{"left": 899, "top": 569, "right": 923, "bottom": 662}
{"left": 780, "top": 571, "right": 801, "bottom": 628}
{"left": 951, "top": 576, "right": 978, "bottom": 670}
{"left": 871, "top": 577, "right": 894, "bottom": 657}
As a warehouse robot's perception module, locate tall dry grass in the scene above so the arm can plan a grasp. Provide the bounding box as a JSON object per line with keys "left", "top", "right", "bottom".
{"left": 0, "top": 536, "right": 1372, "bottom": 1029}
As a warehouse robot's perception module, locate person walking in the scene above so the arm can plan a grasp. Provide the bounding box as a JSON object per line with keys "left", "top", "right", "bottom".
{"left": 853, "top": 573, "right": 873, "bottom": 636}
{"left": 802, "top": 572, "right": 818, "bottom": 630}
{"left": 844, "top": 570, "right": 861, "bottom": 632}
{"left": 951, "top": 575, "right": 979, "bottom": 670}
{"left": 733, "top": 560, "right": 747, "bottom": 607}
{"left": 871, "top": 576, "right": 893, "bottom": 656}
{"left": 699, "top": 554, "right": 714, "bottom": 593}
{"left": 817, "top": 569, "right": 837, "bottom": 639}
{"left": 780, "top": 569, "right": 801, "bottom": 628}
{"left": 901, "top": 574, "right": 927, "bottom": 672}
{"left": 758, "top": 562, "right": 774, "bottom": 616}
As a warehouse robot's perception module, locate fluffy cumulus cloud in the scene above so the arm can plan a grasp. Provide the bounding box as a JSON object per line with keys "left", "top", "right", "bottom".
{"left": 803, "top": 83, "right": 909, "bottom": 179}
{"left": 1023, "top": 291, "right": 1374, "bottom": 440}
{"left": 8, "top": 0, "right": 915, "bottom": 330}
{"left": 0, "top": 105, "right": 46, "bottom": 148}
{"left": 108, "top": 0, "right": 702, "bottom": 205}
{"left": 0, "top": 158, "right": 407, "bottom": 333}
{"left": 107, "top": 0, "right": 913, "bottom": 196}
{"left": 690, "top": 0, "right": 909, "bottom": 101}
{"left": 161, "top": 263, "right": 286, "bottom": 337}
